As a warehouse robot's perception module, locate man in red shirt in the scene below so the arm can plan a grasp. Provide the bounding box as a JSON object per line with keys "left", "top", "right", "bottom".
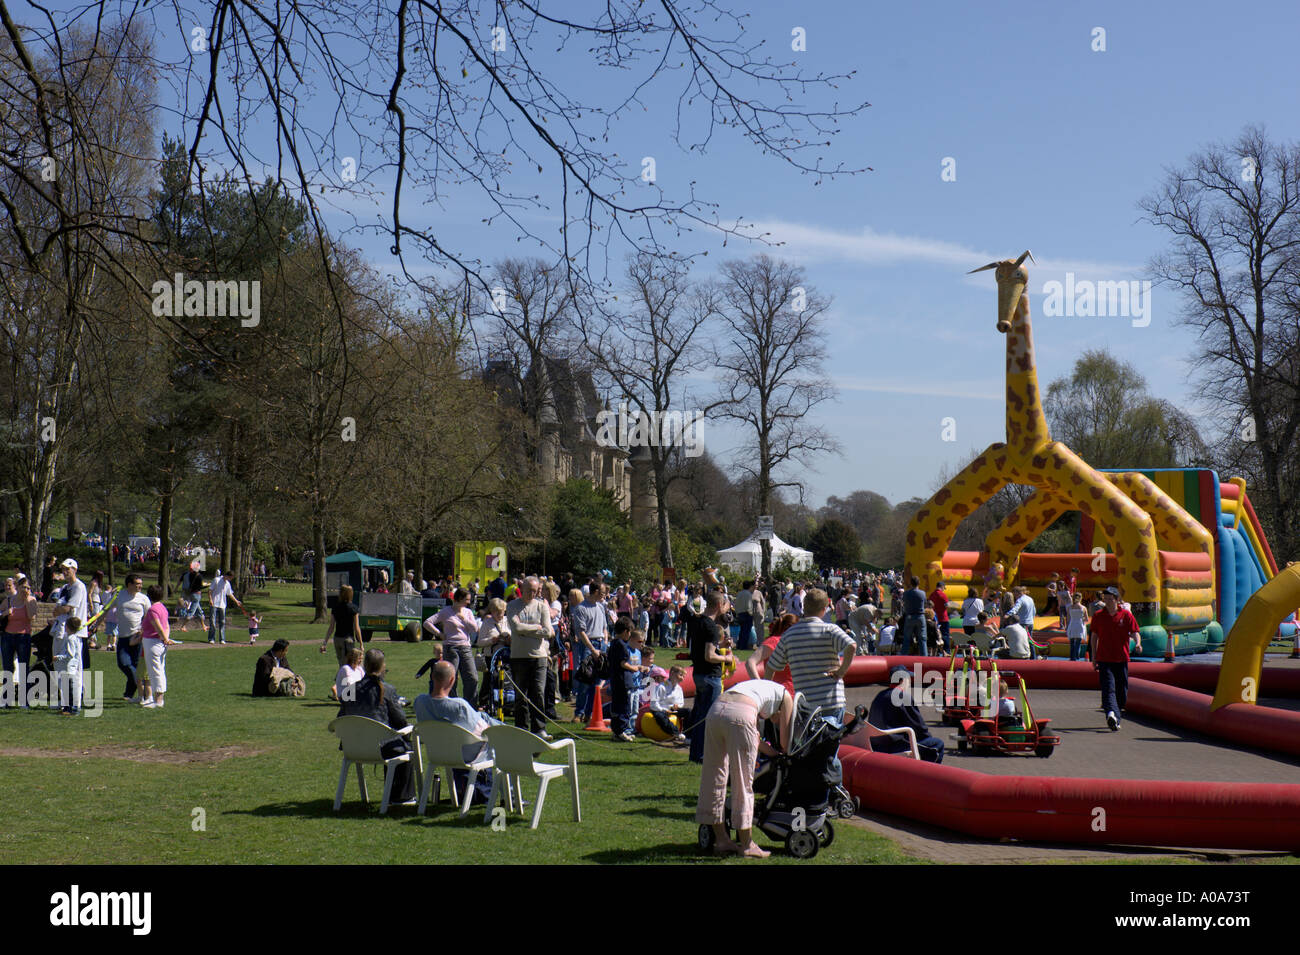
{"left": 1090, "top": 586, "right": 1142, "bottom": 730}
{"left": 929, "top": 582, "right": 951, "bottom": 654}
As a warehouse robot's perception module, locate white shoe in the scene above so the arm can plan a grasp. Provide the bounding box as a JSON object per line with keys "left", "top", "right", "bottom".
{"left": 1106, "top": 711, "right": 1118, "bottom": 731}
{"left": 142, "top": 700, "right": 158, "bottom": 709}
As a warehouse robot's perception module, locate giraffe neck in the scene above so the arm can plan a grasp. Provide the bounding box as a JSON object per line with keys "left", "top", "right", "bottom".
{"left": 1004, "top": 295, "right": 1051, "bottom": 452}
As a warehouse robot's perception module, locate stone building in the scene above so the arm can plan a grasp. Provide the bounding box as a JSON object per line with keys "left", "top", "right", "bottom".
{"left": 483, "top": 357, "right": 656, "bottom": 525}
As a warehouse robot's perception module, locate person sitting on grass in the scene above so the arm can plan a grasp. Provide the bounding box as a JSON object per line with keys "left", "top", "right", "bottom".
{"left": 253, "top": 639, "right": 298, "bottom": 696}
{"left": 645, "top": 665, "right": 688, "bottom": 743}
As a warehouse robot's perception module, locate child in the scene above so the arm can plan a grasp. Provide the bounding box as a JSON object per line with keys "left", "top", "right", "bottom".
{"left": 996, "top": 678, "right": 1021, "bottom": 725}
{"left": 645, "top": 665, "right": 688, "bottom": 743}
{"left": 415, "top": 643, "right": 445, "bottom": 696}
{"left": 333, "top": 647, "right": 364, "bottom": 702}
{"left": 1064, "top": 591, "right": 1089, "bottom": 661}
{"left": 247, "top": 611, "right": 261, "bottom": 646}
{"left": 878, "top": 616, "right": 898, "bottom": 653}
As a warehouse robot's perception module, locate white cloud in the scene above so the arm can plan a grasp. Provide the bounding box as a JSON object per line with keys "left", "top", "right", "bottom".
{"left": 749, "top": 220, "right": 1141, "bottom": 285}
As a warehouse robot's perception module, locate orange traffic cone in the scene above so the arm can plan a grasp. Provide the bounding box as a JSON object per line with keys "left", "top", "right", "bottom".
{"left": 585, "top": 684, "right": 611, "bottom": 732}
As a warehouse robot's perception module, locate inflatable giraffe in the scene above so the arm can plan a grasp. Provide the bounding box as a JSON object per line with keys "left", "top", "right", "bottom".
{"left": 903, "top": 252, "right": 1163, "bottom": 627}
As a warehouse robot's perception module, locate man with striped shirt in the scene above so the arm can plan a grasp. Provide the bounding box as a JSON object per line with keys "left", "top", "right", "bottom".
{"left": 745, "top": 589, "right": 856, "bottom": 721}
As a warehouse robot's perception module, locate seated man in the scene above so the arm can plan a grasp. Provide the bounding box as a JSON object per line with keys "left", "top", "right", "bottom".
{"left": 253, "top": 639, "right": 298, "bottom": 696}
{"left": 867, "top": 666, "right": 944, "bottom": 762}
{"left": 991, "top": 616, "right": 1032, "bottom": 660}
{"left": 414, "top": 661, "right": 503, "bottom": 801}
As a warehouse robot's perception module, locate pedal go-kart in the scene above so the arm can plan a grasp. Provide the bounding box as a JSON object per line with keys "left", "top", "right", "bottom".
{"left": 958, "top": 669, "right": 1060, "bottom": 758}
{"left": 942, "top": 643, "right": 985, "bottom": 726}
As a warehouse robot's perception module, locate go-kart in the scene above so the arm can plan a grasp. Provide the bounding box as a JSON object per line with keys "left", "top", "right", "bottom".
{"left": 958, "top": 670, "right": 1060, "bottom": 758}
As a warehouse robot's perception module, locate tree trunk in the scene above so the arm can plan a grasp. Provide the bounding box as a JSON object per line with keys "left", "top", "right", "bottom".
{"left": 312, "top": 515, "right": 328, "bottom": 623}
{"left": 396, "top": 541, "right": 406, "bottom": 587}
{"left": 650, "top": 456, "right": 674, "bottom": 570}
{"left": 417, "top": 535, "right": 427, "bottom": 586}
{"left": 66, "top": 500, "right": 80, "bottom": 542}
{"left": 221, "top": 494, "right": 233, "bottom": 575}
{"left": 104, "top": 510, "right": 114, "bottom": 586}
{"left": 158, "top": 487, "right": 173, "bottom": 599}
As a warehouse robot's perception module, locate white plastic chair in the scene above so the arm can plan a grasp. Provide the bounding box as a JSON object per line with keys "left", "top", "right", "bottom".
{"left": 863, "top": 722, "right": 920, "bottom": 759}
{"left": 413, "top": 720, "right": 503, "bottom": 817}
{"left": 328, "top": 716, "right": 413, "bottom": 814}
{"left": 482, "top": 724, "right": 581, "bottom": 829}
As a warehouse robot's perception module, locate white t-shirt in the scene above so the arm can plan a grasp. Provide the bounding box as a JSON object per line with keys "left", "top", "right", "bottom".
{"left": 725, "top": 679, "right": 788, "bottom": 718}
{"left": 961, "top": 597, "right": 984, "bottom": 627}
{"left": 649, "top": 681, "right": 684, "bottom": 712}
{"left": 335, "top": 663, "right": 364, "bottom": 700}
{"left": 1001, "top": 623, "right": 1030, "bottom": 659}
{"left": 878, "top": 625, "right": 897, "bottom": 650}
{"left": 116, "top": 591, "right": 152, "bottom": 634}
{"left": 52, "top": 578, "right": 88, "bottom": 639}
{"left": 210, "top": 575, "right": 234, "bottom": 609}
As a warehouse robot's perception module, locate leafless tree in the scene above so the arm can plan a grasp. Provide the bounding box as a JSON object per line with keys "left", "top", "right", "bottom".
{"left": 1141, "top": 126, "right": 1300, "bottom": 561}
{"left": 712, "top": 255, "right": 839, "bottom": 576}
{"left": 586, "top": 253, "right": 717, "bottom": 567}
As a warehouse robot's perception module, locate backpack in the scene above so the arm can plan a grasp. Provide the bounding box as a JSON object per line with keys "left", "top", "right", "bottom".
{"left": 576, "top": 651, "right": 609, "bottom": 683}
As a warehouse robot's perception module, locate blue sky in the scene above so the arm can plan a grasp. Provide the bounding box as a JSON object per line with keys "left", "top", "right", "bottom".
{"left": 124, "top": 0, "right": 1300, "bottom": 510}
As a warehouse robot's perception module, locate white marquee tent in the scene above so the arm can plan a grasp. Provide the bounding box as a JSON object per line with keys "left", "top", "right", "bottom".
{"left": 716, "top": 531, "right": 814, "bottom": 574}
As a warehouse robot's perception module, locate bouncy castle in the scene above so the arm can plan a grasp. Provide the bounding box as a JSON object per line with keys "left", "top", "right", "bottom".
{"left": 904, "top": 253, "right": 1295, "bottom": 656}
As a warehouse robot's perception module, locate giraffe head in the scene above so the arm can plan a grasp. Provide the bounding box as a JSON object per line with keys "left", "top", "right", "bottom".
{"left": 970, "top": 251, "right": 1034, "bottom": 333}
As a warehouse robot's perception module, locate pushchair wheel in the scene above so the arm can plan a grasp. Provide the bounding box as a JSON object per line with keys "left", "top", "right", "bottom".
{"left": 835, "top": 795, "right": 858, "bottom": 819}
{"left": 698, "top": 825, "right": 714, "bottom": 850}
{"left": 786, "top": 829, "right": 818, "bottom": 859}
{"left": 818, "top": 820, "right": 835, "bottom": 848}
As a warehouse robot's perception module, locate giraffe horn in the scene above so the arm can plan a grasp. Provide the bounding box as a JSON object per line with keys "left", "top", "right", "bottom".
{"left": 968, "top": 261, "right": 1000, "bottom": 273}
{"left": 1014, "top": 250, "right": 1035, "bottom": 267}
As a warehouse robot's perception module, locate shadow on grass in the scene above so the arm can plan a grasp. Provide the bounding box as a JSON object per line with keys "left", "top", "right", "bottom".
{"left": 580, "top": 759, "right": 678, "bottom": 767}
{"left": 228, "top": 799, "right": 430, "bottom": 819}
{"left": 584, "top": 842, "right": 711, "bottom": 864}
{"left": 622, "top": 806, "right": 695, "bottom": 822}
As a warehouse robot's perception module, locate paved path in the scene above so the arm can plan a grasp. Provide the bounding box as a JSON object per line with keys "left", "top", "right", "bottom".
{"left": 841, "top": 665, "right": 1300, "bottom": 862}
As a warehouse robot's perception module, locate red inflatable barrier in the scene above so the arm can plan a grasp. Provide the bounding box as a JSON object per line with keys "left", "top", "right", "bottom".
{"left": 839, "top": 744, "right": 1300, "bottom": 850}
{"left": 1128, "top": 679, "right": 1300, "bottom": 758}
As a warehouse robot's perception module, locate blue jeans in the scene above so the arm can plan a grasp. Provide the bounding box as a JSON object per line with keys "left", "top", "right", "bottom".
{"left": 211, "top": 607, "right": 227, "bottom": 642}
{"left": 688, "top": 674, "right": 723, "bottom": 762}
{"left": 611, "top": 680, "right": 631, "bottom": 735}
{"left": 658, "top": 619, "right": 674, "bottom": 647}
{"left": 442, "top": 644, "right": 478, "bottom": 704}
{"left": 116, "top": 639, "right": 141, "bottom": 698}
{"left": 1098, "top": 662, "right": 1128, "bottom": 716}
{"left": 736, "top": 612, "right": 754, "bottom": 651}
{"left": 1069, "top": 636, "right": 1083, "bottom": 661}
{"left": 1, "top": 632, "right": 31, "bottom": 704}
{"left": 902, "top": 616, "right": 925, "bottom": 655}
{"left": 572, "top": 641, "right": 606, "bottom": 718}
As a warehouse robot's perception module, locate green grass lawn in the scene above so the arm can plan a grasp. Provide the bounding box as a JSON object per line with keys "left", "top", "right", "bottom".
{"left": 0, "top": 583, "right": 912, "bottom": 864}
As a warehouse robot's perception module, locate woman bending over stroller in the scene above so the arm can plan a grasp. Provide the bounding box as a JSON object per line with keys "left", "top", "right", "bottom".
{"left": 695, "top": 679, "right": 795, "bottom": 859}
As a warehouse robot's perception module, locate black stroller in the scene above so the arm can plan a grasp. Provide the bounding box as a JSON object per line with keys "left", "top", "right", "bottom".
{"left": 698, "top": 695, "right": 863, "bottom": 859}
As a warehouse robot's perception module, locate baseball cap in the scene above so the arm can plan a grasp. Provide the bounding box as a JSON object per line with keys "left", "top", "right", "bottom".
{"left": 60, "top": 558, "right": 78, "bottom": 570}
{"left": 1103, "top": 586, "right": 1120, "bottom": 597}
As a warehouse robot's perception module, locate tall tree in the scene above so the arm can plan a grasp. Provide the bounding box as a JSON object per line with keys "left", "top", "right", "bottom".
{"left": 588, "top": 254, "right": 716, "bottom": 569}
{"left": 1043, "top": 350, "right": 1206, "bottom": 469}
{"left": 1141, "top": 127, "right": 1300, "bottom": 561}
{"left": 712, "top": 255, "right": 839, "bottom": 577}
